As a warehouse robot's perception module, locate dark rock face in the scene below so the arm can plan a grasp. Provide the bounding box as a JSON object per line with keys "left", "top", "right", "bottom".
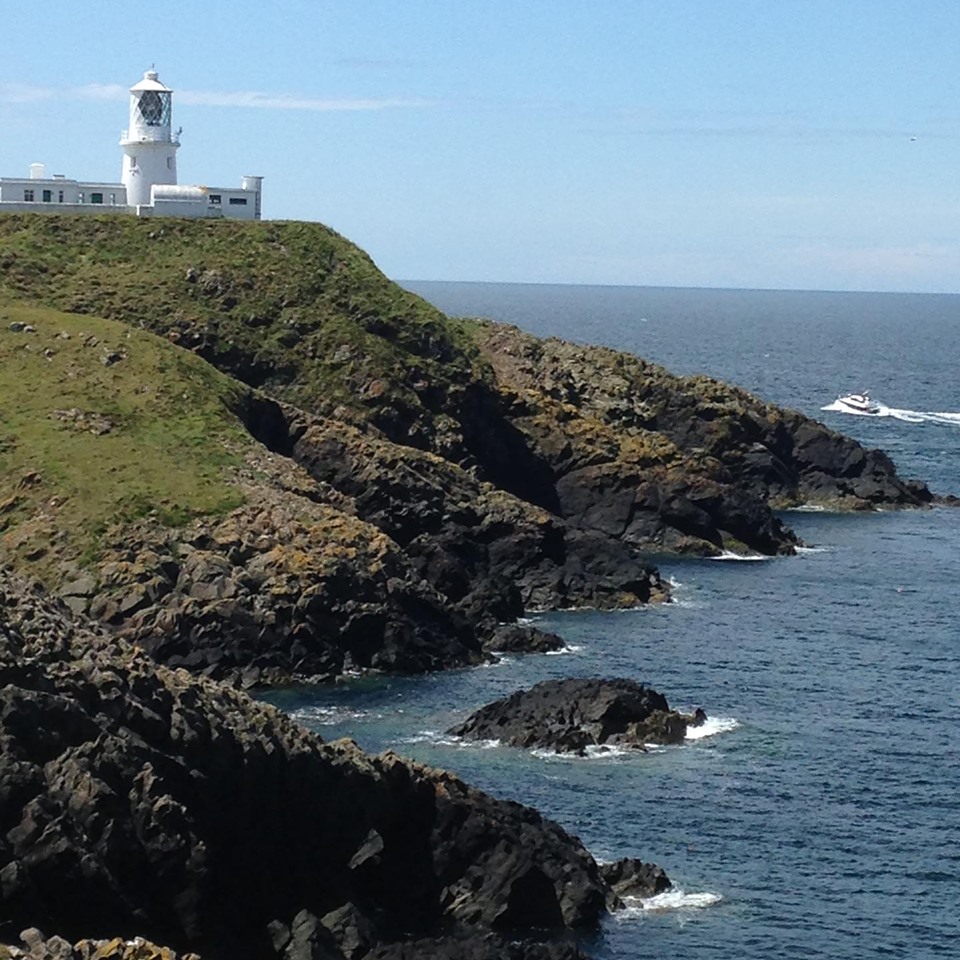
{"left": 0, "top": 575, "right": 615, "bottom": 958}
{"left": 449, "top": 678, "right": 695, "bottom": 753}
{"left": 84, "top": 474, "right": 484, "bottom": 687}
{"left": 285, "top": 416, "right": 667, "bottom": 626}
{"left": 474, "top": 324, "right": 932, "bottom": 523}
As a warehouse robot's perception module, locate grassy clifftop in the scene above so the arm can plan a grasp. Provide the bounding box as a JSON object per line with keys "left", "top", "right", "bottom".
{"left": 0, "top": 215, "right": 483, "bottom": 440}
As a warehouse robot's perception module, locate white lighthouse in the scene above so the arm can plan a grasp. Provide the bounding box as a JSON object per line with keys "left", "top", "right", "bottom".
{"left": 120, "top": 69, "right": 179, "bottom": 207}
{"left": 1, "top": 68, "right": 261, "bottom": 219}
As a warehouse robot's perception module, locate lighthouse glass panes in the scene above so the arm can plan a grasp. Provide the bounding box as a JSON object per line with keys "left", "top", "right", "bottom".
{"left": 137, "top": 90, "right": 171, "bottom": 126}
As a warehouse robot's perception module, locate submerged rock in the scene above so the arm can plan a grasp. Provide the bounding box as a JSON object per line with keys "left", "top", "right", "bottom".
{"left": 448, "top": 678, "right": 700, "bottom": 753}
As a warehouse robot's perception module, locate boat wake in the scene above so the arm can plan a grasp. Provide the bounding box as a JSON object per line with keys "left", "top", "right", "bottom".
{"left": 821, "top": 399, "right": 960, "bottom": 426}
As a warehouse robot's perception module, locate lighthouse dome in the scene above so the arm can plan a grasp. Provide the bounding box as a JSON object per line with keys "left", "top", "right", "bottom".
{"left": 130, "top": 69, "right": 172, "bottom": 93}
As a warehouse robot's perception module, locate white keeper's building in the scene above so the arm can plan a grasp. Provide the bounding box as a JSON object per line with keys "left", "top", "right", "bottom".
{"left": 0, "top": 69, "right": 262, "bottom": 220}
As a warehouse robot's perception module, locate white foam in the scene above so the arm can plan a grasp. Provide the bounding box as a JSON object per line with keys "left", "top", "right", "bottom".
{"left": 709, "top": 551, "right": 769, "bottom": 562}
{"left": 685, "top": 716, "right": 740, "bottom": 740}
{"left": 398, "top": 730, "right": 502, "bottom": 750}
{"left": 291, "top": 705, "right": 378, "bottom": 724}
{"left": 668, "top": 597, "right": 706, "bottom": 609}
{"left": 614, "top": 888, "right": 723, "bottom": 921}
{"left": 481, "top": 655, "right": 514, "bottom": 668}
{"left": 530, "top": 742, "right": 643, "bottom": 762}
{"left": 544, "top": 643, "right": 584, "bottom": 656}
{"left": 787, "top": 504, "right": 826, "bottom": 512}
{"left": 795, "top": 545, "right": 830, "bottom": 554}
{"left": 638, "top": 888, "right": 724, "bottom": 911}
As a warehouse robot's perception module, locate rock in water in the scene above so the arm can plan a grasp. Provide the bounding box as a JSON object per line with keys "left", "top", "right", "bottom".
{"left": 448, "top": 677, "right": 697, "bottom": 753}
{"left": 599, "top": 858, "right": 673, "bottom": 899}
{"left": 483, "top": 625, "right": 566, "bottom": 655}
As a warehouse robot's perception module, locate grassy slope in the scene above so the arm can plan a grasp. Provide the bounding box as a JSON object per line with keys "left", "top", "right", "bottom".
{"left": 0, "top": 214, "right": 485, "bottom": 427}
{"left": 0, "top": 302, "right": 250, "bottom": 579}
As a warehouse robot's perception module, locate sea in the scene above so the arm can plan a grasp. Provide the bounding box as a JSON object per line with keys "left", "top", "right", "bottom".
{"left": 264, "top": 283, "right": 960, "bottom": 959}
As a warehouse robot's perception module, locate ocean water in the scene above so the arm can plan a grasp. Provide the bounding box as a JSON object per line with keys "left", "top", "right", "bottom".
{"left": 267, "top": 284, "right": 960, "bottom": 959}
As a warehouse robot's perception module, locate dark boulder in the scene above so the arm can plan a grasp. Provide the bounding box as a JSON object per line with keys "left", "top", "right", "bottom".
{"left": 599, "top": 858, "right": 672, "bottom": 900}
{"left": 483, "top": 625, "right": 565, "bottom": 655}
{"left": 448, "top": 678, "right": 698, "bottom": 753}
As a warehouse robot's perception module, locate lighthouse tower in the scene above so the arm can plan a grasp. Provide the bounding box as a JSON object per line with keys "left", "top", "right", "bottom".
{"left": 120, "top": 69, "right": 179, "bottom": 207}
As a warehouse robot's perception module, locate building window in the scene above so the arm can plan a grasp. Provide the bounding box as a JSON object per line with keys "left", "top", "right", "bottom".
{"left": 78, "top": 192, "right": 84, "bottom": 203}
{"left": 110, "top": 193, "right": 116, "bottom": 204}
{"left": 228, "top": 197, "right": 248, "bottom": 205}
{"left": 23, "top": 189, "right": 34, "bottom": 202}
{"left": 58, "top": 190, "right": 64, "bottom": 203}
{"left": 91, "top": 193, "right": 104, "bottom": 204}
{"left": 129, "top": 156, "right": 137, "bottom": 169}
{"left": 42, "top": 190, "right": 52, "bottom": 203}
{"left": 209, "top": 194, "right": 222, "bottom": 205}
{"left": 166, "top": 157, "right": 173, "bottom": 170}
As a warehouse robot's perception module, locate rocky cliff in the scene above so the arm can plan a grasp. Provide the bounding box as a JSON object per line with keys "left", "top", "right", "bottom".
{"left": 0, "top": 214, "right": 933, "bottom": 683}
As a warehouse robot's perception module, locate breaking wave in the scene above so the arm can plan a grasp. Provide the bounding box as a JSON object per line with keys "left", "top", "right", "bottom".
{"left": 530, "top": 743, "right": 648, "bottom": 762}
{"left": 709, "top": 551, "right": 769, "bottom": 562}
{"left": 685, "top": 716, "right": 740, "bottom": 740}
{"left": 615, "top": 887, "right": 724, "bottom": 919}
{"left": 545, "top": 643, "right": 584, "bottom": 656}
{"left": 397, "top": 730, "right": 502, "bottom": 750}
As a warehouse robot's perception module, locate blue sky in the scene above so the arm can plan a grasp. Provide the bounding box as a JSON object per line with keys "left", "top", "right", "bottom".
{"left": 2, "top": 1, "right": 958, "bottom": 292}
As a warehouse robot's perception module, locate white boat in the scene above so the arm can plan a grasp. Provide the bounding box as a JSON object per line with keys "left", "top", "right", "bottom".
{"left": 835, "top": 392, "right": 881, "bottom": 415}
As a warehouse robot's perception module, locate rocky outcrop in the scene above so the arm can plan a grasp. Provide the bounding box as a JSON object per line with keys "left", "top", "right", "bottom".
{"left": 39, "top": 412, "right": 667, "bottom": 687}
{"left": 449, "top": 678, "right": 700, "bottom": 753}
{"left": 1, "top": 930, "right": 197, "bottom": 960}
{"left": 282, "top": 414, "right": 667, "bottom": 625}
{"left": 48, "top": 449, "right": 483, "bottom": 687}
{"left": 472, "top": 323, "right": 932, "bottom": 515}
{"left": 0, "top": 573, "right": 647, "bottom": 958}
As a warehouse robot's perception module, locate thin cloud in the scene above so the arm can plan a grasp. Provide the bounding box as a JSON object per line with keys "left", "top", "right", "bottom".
{"left": 176, "top": 89, "right": 431, "bottom": 111}
{"left": 0, "top": 81, "right": 430, "bottom": 112}
{"left": 0, "top": 83, "right": 56, "bottom": 103}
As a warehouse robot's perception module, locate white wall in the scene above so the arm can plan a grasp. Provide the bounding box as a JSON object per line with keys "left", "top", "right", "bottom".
{"left": 0, "top": 178, "right": 127, "bottom": 207}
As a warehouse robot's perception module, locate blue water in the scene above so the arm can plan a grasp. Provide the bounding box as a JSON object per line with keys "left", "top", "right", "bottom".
{"left": 269, "top": 284, "right": 960, "bottom": 959}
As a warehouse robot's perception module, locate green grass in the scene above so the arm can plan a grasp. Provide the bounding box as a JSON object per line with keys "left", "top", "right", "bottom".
{"left": 0, "top": 302, "right": 250, "bottom": 577}
{"left": 0, "top": 215, "right": 489, "bottom": 435}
